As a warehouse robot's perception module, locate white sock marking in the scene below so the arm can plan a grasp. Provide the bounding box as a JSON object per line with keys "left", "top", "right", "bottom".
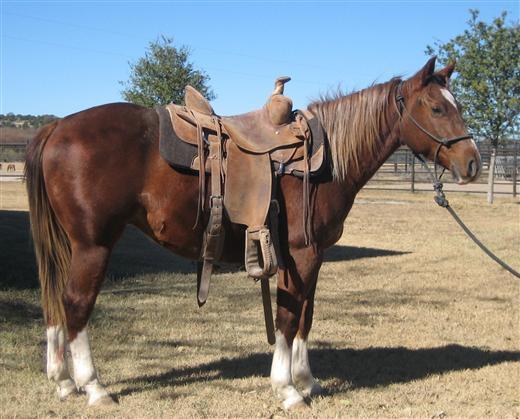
{"left": 270, "top": 331, "right": 304, "bottom": 409}
{"left": 69, "top": 327, "right": 110, "bottom": 405}
{"left": 291, "top": 337, "right": 314, "bottom": 387}
{"left": 46, "top": 326, "right": 76, "bottom": 399}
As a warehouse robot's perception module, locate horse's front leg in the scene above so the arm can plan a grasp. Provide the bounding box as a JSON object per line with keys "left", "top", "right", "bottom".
{"left": 291, "top": 279, "right": 323, "bottom": 398}
{"left": 270, "top": 246, "right": 322, "bottom": 409}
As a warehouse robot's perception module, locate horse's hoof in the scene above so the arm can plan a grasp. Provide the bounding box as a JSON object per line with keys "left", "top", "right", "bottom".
{"left": 282, "top": 394, "right": 308, "bottom": 411}
{"left": 88, "top": 394, "right": 117, "bottom": 407}
{"left": 301, "top": 381, "right": 323, "bottom": 398}
{"left": 286, "top": 399, "right": 308, "bottom": 411}
{"left": 84, "top": 380, "right": 117, "bottom": 406}
{"left": 57, "top": 379, "right": 77, "bottom": 401}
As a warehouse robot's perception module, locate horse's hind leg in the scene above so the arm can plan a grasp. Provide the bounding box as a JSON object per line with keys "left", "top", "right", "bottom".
{"left": 46, "top": 324, "right": 76, "bottom": 399}
{"left": 64, "top": 244, "right": 115, "bottom": 405}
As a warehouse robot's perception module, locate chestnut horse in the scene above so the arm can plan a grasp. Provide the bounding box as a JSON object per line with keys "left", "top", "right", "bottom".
{"left": 25, "top": 58, "right": 480, "bottom": 409}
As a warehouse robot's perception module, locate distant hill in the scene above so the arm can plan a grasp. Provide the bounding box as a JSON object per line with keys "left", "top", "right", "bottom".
{"left": 0, "top": 113, "right": 59, "bottom": 129}
{"left": 0, "top": 114, "right": 59, "bottom": 145}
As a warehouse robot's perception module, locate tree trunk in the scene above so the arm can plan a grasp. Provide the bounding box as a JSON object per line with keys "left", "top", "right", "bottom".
{"left": 487, "top": 145, "right": 497, "bottom": 204}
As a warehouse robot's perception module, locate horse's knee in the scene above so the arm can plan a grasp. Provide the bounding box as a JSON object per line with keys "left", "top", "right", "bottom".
{"left": 63, "top": 291, "right": 96, "bottom": 338}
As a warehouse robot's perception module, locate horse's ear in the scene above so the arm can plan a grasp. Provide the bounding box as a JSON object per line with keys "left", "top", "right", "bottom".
{"left": 409, "top": 56, "right": 437, "bottom": 89}
{"left": 434, "top": 61, "right": 456, "bottom": 81}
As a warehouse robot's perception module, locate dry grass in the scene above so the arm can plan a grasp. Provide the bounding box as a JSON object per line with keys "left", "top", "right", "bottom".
{"left": 1, "top": 182, "right": 519, "bottom": 418}
{"left": 0, "top": 180, "right": 28, "bottom": 211}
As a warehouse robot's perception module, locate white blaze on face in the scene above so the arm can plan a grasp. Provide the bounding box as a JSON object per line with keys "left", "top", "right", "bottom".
{"left": 441, "top": 88, "right": 478, "bottom": 151}
{"left": 440, "top": 88, "right": 457, "bottom": 109}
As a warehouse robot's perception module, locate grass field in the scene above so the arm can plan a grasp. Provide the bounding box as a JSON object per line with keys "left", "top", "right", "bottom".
{"left": 1, "top": 182, "right": 519, "bottom": 418}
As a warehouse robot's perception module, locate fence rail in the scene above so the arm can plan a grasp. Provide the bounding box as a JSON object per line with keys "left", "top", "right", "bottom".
{"left": 367, "top": 143, "right": 519, "bottom": 196}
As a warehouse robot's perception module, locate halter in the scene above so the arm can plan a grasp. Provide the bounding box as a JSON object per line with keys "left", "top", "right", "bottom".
{"left": 395, "top": 81, "right": 473, "bottom": 177}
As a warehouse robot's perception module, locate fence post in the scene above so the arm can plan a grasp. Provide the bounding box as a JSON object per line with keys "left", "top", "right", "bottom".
{"left": 513, "top": 142, "right": 518, "bottom": 198}
{"left": 411, "top": 154, "right": 415, "bottom": 193}
{"left": 404, "top": 149, "right": 409, "bottom": 173}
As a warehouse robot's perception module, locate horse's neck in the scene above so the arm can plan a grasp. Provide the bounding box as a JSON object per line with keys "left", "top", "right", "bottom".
{"left": 336, "top": 101, "right": 401, "bottom": 193}
{"left": 317, "top": 98, "right": 402, "bottom": 228}
{"left": 350, "top": 128, "right": 401, "bottom": 191}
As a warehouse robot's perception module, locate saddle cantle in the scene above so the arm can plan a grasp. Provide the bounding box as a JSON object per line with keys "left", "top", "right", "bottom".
{"left": 157, "top": 76, "right": 328, "bottom": 312}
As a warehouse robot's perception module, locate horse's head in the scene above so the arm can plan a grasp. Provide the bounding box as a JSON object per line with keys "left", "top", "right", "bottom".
{"left": 398, "top": 57, "right": 481, "bottom": 184}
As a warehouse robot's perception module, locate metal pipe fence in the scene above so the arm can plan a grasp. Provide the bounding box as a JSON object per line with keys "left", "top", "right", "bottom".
{"left": 368, "top": 142, "right": 519, "bottom": 196}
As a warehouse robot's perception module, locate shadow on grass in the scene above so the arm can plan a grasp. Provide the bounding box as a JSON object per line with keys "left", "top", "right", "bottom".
{"left": 0, "top": 210, "right": 409, "bottom": 291}
{"left": 0, "top": 210, "right": 194, "bottom": 289}
{"left": 0, "top": 298, "right": 41, "bottom": 324}
{"left": 324, "top": 246, "right": 410, "bottom": 262}
{"left": 115, "top": 345, "right": 520, "bottom": 398}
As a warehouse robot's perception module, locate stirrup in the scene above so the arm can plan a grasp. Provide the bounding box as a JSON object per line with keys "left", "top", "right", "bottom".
{"left": 245, "top": 226, "right": 278, "bottom": 280}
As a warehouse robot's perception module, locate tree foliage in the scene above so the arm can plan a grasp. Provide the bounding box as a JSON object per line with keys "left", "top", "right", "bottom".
{"left": 426, "top": 10, "right": 519, "bottom": 146}
{"left": 121, "top": 36, "right": 215, "bottom": 107}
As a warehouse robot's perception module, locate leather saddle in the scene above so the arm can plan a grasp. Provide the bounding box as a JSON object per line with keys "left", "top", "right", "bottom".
{"left": 158, "top": 77, "right": 327, "bottom": 306}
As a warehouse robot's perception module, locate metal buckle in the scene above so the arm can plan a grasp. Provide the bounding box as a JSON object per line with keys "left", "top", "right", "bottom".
{"left": 277, "top": 161, "right": 285, "bottom": 176}
{"left": 210, "top": 195, "right": 222, "bottom": 208}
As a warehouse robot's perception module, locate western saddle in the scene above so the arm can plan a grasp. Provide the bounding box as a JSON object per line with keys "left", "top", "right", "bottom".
{"left": 160, "top": 77, "right": 326, "bottom": 332}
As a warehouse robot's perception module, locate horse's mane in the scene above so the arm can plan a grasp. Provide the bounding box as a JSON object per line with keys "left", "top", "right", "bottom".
{"left": 309, "top": 77, "right": 401, "bottom": 182}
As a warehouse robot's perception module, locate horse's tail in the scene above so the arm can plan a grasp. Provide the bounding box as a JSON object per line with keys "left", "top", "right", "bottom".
{"left": 25, "top": 120, "right": 71, "bottom": 326}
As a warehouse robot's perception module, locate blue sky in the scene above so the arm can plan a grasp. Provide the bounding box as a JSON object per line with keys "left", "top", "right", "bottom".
{"left": 2, "top": 1, "right": 518, "bottom": 117}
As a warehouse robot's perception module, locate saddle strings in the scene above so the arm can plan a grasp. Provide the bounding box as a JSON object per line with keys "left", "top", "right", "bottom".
{"left": 190, "top": 109, "right": 205, "bottom": 229}
{"left": 298, "top": 111, "right": 313, "bottom": 246}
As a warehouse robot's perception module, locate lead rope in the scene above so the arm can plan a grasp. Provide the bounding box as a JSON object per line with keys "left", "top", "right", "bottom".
{"left": 413, "top": 153, "right": 520, "bottom": 279}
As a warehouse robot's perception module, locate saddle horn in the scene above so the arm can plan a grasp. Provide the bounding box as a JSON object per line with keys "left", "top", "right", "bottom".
{"left": 267, "top": 77, "right": 293, "bottom": 126}
{"left": 272, "top": 76, "right": 291, "bottom": 95}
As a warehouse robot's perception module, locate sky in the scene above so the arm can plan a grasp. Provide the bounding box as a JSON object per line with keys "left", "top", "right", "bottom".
{"left": 1, "top": 1, "right": 518, "bottom": 117}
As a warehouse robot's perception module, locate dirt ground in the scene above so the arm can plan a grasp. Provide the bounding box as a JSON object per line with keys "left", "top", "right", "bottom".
{"left": 1, "top": 182, "right": 519, "bottom": 418}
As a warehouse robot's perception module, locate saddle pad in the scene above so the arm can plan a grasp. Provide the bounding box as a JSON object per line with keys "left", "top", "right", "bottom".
{"left": 157, "top": 106, "right": 204, "bottom": 173}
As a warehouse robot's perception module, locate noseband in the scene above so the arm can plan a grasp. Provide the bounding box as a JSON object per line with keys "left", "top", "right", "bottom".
{"left": 394, "top": 81, "right": 473, "bottom": 183}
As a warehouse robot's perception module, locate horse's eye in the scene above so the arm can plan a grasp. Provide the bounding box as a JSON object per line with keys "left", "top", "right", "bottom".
{"left": 432, "top": 106, "right": 442, "bottom": 114}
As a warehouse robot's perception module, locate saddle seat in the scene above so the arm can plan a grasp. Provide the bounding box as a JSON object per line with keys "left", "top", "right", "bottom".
{"left": 182, "top": 76, "right": 304, "bottom": 154}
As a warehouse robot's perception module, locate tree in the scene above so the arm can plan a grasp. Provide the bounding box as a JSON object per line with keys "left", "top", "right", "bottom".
{"left": 426, "top": 10, "right": 519, "bottom": 203}
{"left": 121, "top": 36, "right": 215, "bottom": 107}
